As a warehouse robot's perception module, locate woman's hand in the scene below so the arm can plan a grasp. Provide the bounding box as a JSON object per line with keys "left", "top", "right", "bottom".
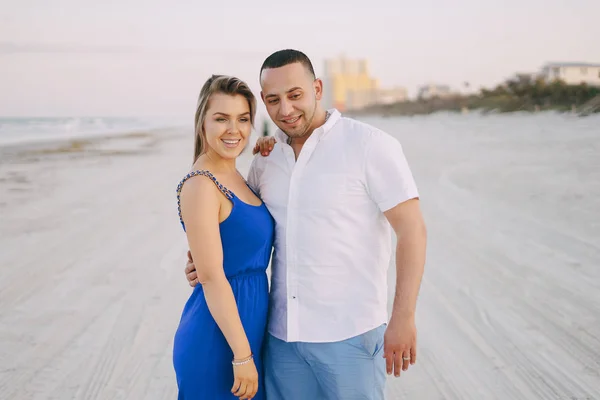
{"left": 231, "top": 356, "right": 259, "bottom": 399}
{"left": 252, "top": 136, "right": 277, "bottom": 156}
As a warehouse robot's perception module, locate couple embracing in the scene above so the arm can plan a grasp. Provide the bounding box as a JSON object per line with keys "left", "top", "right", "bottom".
{"left": 172, "top": 49, "right": 427, "bottom": 400}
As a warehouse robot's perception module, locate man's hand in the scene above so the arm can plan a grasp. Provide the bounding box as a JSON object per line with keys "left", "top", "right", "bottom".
{"left": 383, "top": 315, "right": 417, "bottom": 377}
{"left": 185, "top": 250, "right": 199, "bottom": 287}
{"left": 252, "top": 137, "right": 276, "bottom": 156}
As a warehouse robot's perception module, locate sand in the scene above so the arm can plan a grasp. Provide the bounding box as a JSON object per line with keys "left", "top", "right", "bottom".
{"left": 0, "top": 113, "right": 599, "bottom": 399}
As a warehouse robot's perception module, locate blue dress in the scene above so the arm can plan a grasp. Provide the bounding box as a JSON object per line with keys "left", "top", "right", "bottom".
{"left": 173, "top": 170, "right": 274, "bottom": 400}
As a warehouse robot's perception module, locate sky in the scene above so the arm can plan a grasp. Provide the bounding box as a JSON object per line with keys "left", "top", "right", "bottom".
{"left": 0, "top": 0, "right": 598, "bottom": 117}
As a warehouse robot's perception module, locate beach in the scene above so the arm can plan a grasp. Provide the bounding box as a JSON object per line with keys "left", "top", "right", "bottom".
{"left": 1, "top": 112, "right": 599, "bottom": 399}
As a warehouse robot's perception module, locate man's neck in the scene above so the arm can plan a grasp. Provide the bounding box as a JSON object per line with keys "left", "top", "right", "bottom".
{"left": 311, "top": 108, "right": 330, "bottom": 132}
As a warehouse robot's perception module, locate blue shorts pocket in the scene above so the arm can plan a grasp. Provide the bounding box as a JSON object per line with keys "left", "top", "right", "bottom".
{"left": 346, "top": 324, "right": 386, "bottom": 359}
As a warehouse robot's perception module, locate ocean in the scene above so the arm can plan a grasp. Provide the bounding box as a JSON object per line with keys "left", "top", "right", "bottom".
{"left": 0, "top": 116, "right": 188, "bottom": 146}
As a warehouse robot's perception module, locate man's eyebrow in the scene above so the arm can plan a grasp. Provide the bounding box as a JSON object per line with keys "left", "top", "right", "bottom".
{"left": 265, "top": 87, "right": 303, "bottom": 98}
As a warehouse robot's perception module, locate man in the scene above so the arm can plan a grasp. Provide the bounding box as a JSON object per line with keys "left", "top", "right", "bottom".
{"left": 184, "top": 49, "right": 427, "bottom": 399}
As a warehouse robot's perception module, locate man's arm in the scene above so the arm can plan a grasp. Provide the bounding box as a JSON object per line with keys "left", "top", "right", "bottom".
{"left": 383, "top": 198, "right": 426, "bottom": 376}
{"left": 385, "top": 199, "right": 426, "bottom": 321}
{"left": 363, "top": 130, "right": 426, "bottom": 377}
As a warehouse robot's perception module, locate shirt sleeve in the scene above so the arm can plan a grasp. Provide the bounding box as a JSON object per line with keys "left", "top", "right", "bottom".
{"left": 364, "top": 131, "right": 419, "bottom": 212}
{"left": 246, "top": 154, "right": 261, "bottom": 195}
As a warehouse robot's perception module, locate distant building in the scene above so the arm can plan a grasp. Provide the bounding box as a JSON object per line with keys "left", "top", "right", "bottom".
{"left": 540, "top": 62, "right": 600, "bottom": 86}
{"left": 322, "top": 56, "right": 379, "bottom": 111}
{"left": 417, "top": 84, "right": 453, "bottom": 100}
{"left": 322, "top": 55, "right": 407, "bottom": 111}
{"left": 376, "top": 87, "right": 408, "bottom": 105}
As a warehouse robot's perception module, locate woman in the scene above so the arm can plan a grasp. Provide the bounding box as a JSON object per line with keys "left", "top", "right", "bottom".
{"left": 173, "top": 75, "right": 274, "bottom": 400}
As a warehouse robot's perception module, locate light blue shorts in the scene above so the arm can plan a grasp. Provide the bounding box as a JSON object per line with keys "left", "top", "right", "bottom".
{"left": 264, "top": 324, "right": 386, "bottom": 400}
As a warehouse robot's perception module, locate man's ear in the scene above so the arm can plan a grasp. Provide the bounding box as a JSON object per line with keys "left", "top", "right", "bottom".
{"left": 314, "top": 78, "right": 324, "bottom": 101}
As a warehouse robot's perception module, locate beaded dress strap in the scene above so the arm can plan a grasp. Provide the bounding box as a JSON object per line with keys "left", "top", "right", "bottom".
{"left": 176, "top": 170, "right": 234, "bottom": 230}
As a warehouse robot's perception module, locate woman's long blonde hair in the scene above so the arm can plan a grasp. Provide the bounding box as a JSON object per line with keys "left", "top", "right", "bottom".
{"left": 193, "top": 75, "right": 257, "bottom": 162}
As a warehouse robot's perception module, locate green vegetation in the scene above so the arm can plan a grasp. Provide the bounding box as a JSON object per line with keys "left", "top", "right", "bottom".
{"left": 353, "top": 78, "right": 600, "bottom": 117}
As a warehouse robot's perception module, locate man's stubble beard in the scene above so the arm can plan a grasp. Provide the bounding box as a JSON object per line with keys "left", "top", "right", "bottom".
{"left": 283, "top": 99, "right": 317, "bottom": 141}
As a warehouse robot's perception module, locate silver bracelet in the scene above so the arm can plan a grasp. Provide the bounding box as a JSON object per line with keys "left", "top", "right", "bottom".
{"left": 232, "top": 354, "right": 253, "bottom": 366}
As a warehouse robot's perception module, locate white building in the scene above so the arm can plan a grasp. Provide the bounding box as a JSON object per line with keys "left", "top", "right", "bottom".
{"left": 540, "top": 62, "right": 600, "bottom": 86}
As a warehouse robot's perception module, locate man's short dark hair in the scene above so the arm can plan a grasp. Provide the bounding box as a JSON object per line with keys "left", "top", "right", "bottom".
{"left": 260, "top": 49, "right": 316, "bottom": 79}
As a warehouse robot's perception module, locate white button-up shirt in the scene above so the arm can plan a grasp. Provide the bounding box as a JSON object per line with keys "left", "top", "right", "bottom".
{"left": 247, "top": 109, "right": 419, "bottom": 343}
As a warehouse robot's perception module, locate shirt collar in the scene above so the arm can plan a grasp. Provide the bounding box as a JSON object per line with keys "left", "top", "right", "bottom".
{"left": 275, "top": 108, "right": 341, "bottom": 144}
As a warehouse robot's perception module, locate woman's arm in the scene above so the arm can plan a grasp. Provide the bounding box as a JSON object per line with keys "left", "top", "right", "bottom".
{"left": 179, "top": 176, "right": 251, "bottom": 359}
